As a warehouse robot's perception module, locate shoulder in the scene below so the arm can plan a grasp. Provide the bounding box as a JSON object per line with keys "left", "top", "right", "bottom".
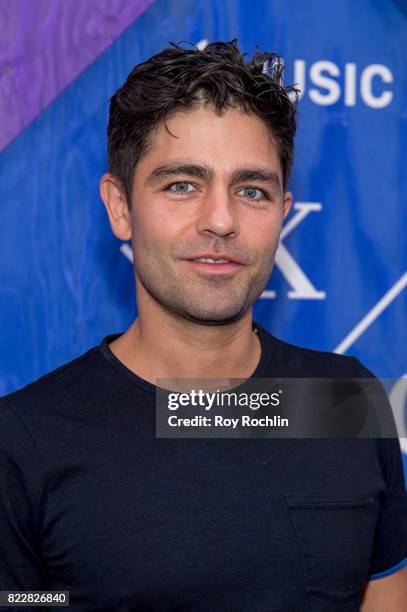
{"left": 255, "top": 322, "right": 374, "bottom": 378}
{"left": 0, "top": 343, "right": 106, "bottom": 422}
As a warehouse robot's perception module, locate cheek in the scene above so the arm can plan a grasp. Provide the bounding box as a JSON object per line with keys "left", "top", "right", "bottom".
{"left": 134, "top": 200, "right": 191, "bottom": 238}
{"left": 244, "top": 211, "right": 283, "bottom": 248}
{"left": 132, "top": 213, "right": 184, "bottom": 268}
{"left": 131, "top": 213, "right": 165, "bottom": 245}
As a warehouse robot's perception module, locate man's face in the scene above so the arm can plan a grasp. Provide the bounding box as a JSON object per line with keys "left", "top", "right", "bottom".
{"left": 128, "top": 105, "right": 292, "bottom": 324}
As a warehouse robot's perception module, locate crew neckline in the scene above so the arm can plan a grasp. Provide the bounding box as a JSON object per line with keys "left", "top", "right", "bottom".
{"left": 99, "top": 321, "right": 272, "bottom": 396}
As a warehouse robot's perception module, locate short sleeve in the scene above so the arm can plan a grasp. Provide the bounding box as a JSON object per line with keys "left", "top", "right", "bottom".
{"left": 367, "top": 436, "right": 407, "bottom": 579}
{"left": 0, "top": 397, "right": 47, "bottom": 590}
{"left": 345, "top": 358, "right": 407, "bottom": 579}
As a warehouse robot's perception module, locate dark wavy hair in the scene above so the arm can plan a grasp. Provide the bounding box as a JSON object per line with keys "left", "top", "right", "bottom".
{"left": 107, "top": 39, "right": 298, "bottom": 206}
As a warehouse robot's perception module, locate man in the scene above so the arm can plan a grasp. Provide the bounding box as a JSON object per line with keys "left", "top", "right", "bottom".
{"left": 0, "top": 40, "right": 406, "bottom": 611}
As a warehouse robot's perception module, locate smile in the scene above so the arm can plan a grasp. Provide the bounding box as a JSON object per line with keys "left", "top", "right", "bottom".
{"left": 192, "top": 258, "right": 232, "bottom": 263}
{"left": 184, "top": 259, "right": 243, "bottom": 274}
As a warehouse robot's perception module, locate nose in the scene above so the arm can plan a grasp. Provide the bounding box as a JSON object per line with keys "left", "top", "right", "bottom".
{"left": 195, "top": 188, "right": 239, "bottom": 238}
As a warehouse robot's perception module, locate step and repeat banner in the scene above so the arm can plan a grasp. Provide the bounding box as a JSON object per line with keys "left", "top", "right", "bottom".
{"left": 0, "top": 0, "right": 406, "bottom": 465}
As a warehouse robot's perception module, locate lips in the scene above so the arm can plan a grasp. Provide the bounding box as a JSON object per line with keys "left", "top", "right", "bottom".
{"left": 186, "top": 254, "right": 243, "bottom": 265}
{"left": 183, "top": 255, "right": 244, "bottom": 275}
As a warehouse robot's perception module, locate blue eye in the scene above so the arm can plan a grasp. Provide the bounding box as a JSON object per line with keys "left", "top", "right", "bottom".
{"left": 239, "top": 186, "right": 267, "bottom": 200}
{"left": 167, "top": 182, "right": 195, "bottom": 194}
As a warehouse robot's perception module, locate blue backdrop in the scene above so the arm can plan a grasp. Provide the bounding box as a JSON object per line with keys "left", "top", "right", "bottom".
{"left": 0, "top": 0, "right": 406, "bottom": 466}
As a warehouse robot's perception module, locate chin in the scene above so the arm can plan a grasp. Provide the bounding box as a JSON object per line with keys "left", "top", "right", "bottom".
{"left": 182, "top": 304, "right": 249, "bottom": 325}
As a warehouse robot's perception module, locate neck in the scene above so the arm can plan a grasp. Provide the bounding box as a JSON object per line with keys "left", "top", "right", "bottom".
{"left": 108, "top": 293, "right": 261, "bottom": 387}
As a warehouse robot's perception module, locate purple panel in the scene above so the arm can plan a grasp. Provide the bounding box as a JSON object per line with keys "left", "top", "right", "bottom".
{"left": 0, "top": 0, "right": 154, "bottom": 150}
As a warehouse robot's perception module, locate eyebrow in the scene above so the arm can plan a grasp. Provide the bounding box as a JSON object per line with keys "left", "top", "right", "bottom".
{"left": 144, "top": 163, "right": 282, "bottom": 191}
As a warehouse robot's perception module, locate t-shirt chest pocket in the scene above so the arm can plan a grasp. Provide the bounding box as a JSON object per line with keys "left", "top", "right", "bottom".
{"left": 285, "top": 492, "right": 379, "bottom": 603}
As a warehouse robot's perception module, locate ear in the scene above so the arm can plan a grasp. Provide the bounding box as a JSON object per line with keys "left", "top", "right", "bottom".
{"left": 282, "top": 191, "right": 293, "bottom": 220}
{"left": 99, "top": 173, "right": 132, "bottom": 241}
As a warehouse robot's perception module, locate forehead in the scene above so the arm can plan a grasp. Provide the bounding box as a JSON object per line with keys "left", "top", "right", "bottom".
{"left": 134, "top": 105, "right": 282, "bottom": 182}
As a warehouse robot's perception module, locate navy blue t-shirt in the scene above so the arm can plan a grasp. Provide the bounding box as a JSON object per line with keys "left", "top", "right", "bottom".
{"left": 0, "top": 322, "right": 406, "bottom": 611}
